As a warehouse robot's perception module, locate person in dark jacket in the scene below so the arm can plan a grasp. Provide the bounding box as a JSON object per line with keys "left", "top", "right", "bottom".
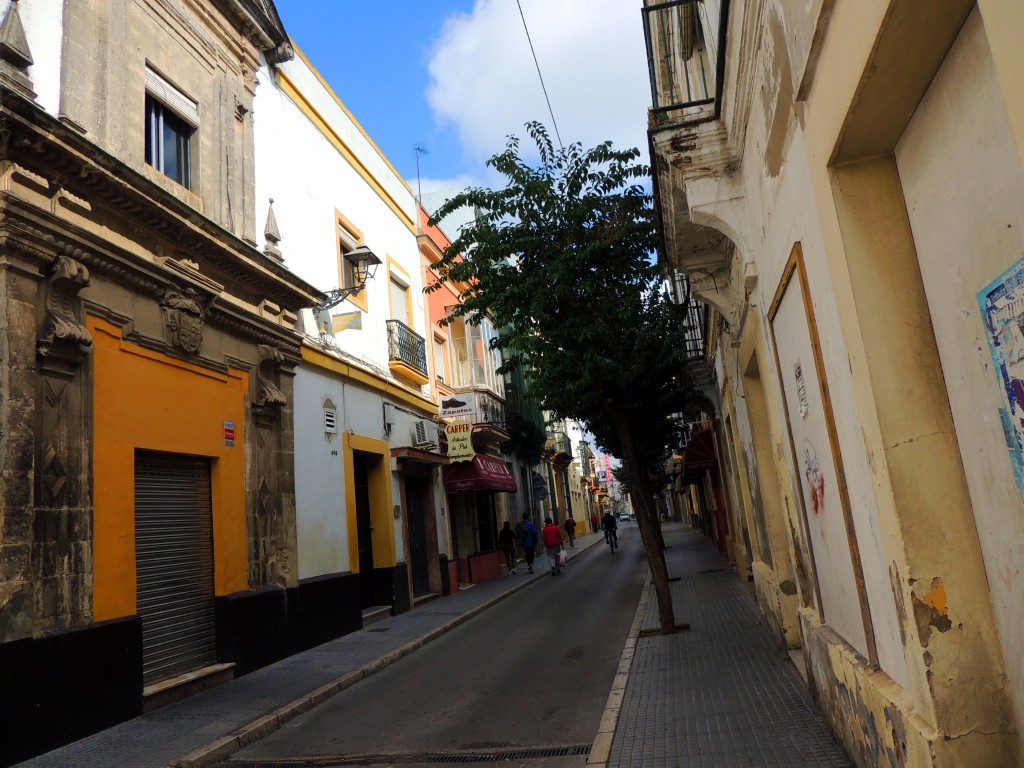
{"left": 563, "top": 516, "right": 577, "bottom": 547}
{"left": 515, "top": 512, "right": 538, "bottom": 574}
{"left": 498, "top": 520, "right": 518, "bottom": 575}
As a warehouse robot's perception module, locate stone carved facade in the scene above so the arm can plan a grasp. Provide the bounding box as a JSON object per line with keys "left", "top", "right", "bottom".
{"left": 161, "top": 287, "right": 206, "bottom": 353}
{"left": 40, "top": 254, "right": 93, "bottom": 355}
{"left": 0, "top": 1, "right": 322, "bottom": 763}
{"left": 250, "top": 342, "right": 297, "bottom": 588}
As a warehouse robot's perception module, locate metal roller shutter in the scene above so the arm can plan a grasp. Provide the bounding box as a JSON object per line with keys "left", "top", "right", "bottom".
{"left": 135, "top": 452, "right": 216, "bottom": 685}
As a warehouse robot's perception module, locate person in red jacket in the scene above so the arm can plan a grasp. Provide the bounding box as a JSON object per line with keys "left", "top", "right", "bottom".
{"left": 541, "top": 517, "right": 564, "bottom": 576}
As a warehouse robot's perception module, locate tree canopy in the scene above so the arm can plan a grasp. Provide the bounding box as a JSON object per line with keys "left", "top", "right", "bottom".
{"left": 429, "top": 124, "right": 692, "bottom": 464}
{"left": 429, "top": 123, "right": 696, "bottom": 630}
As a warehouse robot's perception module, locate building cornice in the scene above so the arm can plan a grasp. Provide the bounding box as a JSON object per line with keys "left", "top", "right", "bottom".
{"left": 212, "top": 0, "right": 293, "bottom": 63}
{"left": 0, "top": 87, "right": 324, "bottom": 312}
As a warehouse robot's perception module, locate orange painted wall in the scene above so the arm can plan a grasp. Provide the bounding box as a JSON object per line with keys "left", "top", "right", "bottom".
{"left": 419, "top": 206, "right": 462, "bottom": 330}
{"left": 90, "top": 317, "right": 250, "bottom": 621}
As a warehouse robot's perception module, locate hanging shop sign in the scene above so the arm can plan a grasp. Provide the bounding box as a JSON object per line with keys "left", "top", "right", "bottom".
{"left": 440, "top": 392, "right": 476, "bottom": 419}
{"left": 445, "top": 422, "right": 476, "bottom": 463}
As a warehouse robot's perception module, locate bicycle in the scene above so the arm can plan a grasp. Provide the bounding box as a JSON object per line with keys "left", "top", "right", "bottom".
{"left": 604, "top": 528, "right": 618, "bottom": 552}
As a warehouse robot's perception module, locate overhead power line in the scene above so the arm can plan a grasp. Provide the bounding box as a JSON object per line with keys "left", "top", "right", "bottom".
{"left": 515, "top": 0, "right": 563, "bottom": 150}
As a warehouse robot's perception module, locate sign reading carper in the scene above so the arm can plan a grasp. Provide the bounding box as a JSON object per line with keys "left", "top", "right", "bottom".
{"left": 444, "top": 422, "right": 475, "bottom": 463}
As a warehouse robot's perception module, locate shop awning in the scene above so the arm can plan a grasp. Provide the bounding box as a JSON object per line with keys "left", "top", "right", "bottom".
{"left": 443, "top": 454, "right": 517, "bottom": 492}
{"left": 391, "top": 447, "right": 450, "bottom": 465}
{"left": 682, "top": 426, "right": 716, "bottom": 475}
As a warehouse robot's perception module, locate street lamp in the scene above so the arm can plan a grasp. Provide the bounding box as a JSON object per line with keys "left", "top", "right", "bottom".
{"left": 316, "top": 245, "right": 382, "bottom": 314}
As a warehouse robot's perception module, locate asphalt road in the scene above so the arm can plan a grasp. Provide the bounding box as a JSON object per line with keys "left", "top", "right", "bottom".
{"left": 223, "top": 524, "right": 647, "bottom": 768}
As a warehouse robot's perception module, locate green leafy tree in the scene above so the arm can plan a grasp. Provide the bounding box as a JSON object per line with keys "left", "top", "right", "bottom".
{"left": 429, "top": 123, "right": 694, "bottom": 631}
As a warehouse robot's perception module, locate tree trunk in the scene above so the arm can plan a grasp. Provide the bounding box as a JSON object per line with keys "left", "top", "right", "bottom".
{"left": 610, "top": 414, "right": 676, "bottom": 631}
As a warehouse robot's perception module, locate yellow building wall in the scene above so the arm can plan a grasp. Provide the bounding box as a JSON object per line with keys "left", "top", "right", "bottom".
{"left": 90, "top": 317, "right": 250, "bottom": 621}
{"left": 344, "top": 433, "right": 396, "bottom": 570}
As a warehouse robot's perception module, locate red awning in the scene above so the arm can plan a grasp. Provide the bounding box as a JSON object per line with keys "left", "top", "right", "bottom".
{"left": 443, "top": 454, "right": 517, "bottom": 492}
{"left": 682, "top": 426, "right": 716, "bottom": 474}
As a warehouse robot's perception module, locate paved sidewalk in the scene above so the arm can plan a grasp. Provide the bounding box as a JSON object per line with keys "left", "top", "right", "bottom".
{"left": 16, "top": 533, "right": 604, "bottom": 768}
{"left": 600, "top": 523, "right": 852, "bottom": 768}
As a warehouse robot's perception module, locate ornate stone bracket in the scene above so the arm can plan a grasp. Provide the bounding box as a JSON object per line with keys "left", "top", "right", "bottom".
{"left": 37, "top": 254, "right": 92, "bottom": 365}
{"left": 255, "top": 343, "right": 288, "bottom": 408}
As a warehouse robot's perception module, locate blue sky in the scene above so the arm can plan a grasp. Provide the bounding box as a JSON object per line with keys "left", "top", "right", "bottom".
{"left": 275, "top": 1, "right": 652, "bottom": 203}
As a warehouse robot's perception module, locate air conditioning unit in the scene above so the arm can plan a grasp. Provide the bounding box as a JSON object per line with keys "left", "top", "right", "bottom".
{"left": 413, "top": 419, "right": 437, "bottom": 449}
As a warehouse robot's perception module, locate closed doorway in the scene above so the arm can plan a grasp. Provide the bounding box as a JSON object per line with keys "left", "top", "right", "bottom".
{"left": 134, "top": 451, "right": 216, "bottom": 686}
{"left": 405, "top": 476, "right": 431, "bottom": 598}
{"left": 353, "top": 452, "right": 376, "bottom": 608}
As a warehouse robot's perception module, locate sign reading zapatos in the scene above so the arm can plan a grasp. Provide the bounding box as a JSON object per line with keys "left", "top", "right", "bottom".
{"left": 439, "top": 393, "right": 476, "bottom": 419}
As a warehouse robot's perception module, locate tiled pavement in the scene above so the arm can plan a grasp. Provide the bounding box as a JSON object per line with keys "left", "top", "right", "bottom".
{"left": 16, "top": 525, "right": 852, "bottom": 768}
{"left": 606, "top": 525, "right": 852, "bottom": 768}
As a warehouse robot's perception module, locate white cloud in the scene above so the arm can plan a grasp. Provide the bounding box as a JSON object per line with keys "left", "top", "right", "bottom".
{"left": 418, "top": 173, "right": 484, "bottom": 196}
{"left": 426, "top": 0, "right": 652, "bottom": 167}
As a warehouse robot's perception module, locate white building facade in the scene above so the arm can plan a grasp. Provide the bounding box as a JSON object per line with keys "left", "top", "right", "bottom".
{"left": 253, "top": 46, "right": 447, "bottom": 623}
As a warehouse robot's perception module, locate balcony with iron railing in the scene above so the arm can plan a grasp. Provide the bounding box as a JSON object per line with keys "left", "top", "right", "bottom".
{"left": 386, "top": 319, "right": 429, "bottom": 386}
{"left": 461, "top": 387, "right": 508, "bottom": 443}
{"left": 543, "top": 428, "right": 573, "bottom": 467}
{"left": 643, "top": 0, "right": 730, "bottom": 130}
{"left": 554, "top": 431, "right": 572, "bottom": 461}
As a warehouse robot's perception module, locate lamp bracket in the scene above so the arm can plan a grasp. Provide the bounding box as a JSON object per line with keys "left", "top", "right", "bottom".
{"left": 316, "top": 287, "right": 363, "bottom": 315}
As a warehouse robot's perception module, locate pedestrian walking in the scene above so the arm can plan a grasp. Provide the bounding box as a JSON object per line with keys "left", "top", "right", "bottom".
{"left": 515, "top": 512, "right": 538, "bottom": 574}
{"left": 498, "top": 520, "right": 518, "bottom": 575}
{"left": 590, "top": 512, "right": 599, "bottom": 533}
{"left": 602, "top": 510, "right": 618, "bottom": 552}
{"left": 563, "top": 516, "right": 577, "bottom": 547}
{"left": 542, "top": 517, "right": 564, "bottom": 576}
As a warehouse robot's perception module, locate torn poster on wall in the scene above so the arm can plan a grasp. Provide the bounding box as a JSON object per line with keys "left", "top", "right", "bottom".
{"left": 978, "top": 257, "right": 1024, "bottom": 494}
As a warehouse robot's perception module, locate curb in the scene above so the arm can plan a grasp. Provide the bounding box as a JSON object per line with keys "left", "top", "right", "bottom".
{"left": 587, "top": 576, "right": 649, "bottom": 767}
{"left": 173, "top": 533, "right": 605, "bottom": 768}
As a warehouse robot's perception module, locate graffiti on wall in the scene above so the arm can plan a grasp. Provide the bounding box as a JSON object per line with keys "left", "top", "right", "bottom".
{"left": 802, "top": 440, "right": 825, "bottom": 516}
{"left": 978, "top": 258, "right": 1024, "bottom": 494}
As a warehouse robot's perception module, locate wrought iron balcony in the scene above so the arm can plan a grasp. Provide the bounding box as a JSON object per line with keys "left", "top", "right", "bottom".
{"left": 643, "top": 0, "right": 731, "bottom": 128}
{"left": 668, "top": 270, "right": 707, "bottom": 363}
{"left": 445, "top": 387, "right": 508, "bottom": 444}
{"left": 386, "top": 319, "right": 429, "bottom": 385}
{"left": 473, "top": 388, "right": 507, "bottom": 427}
{"left": 553, "top": 431, "right": 572, "bottom": 460}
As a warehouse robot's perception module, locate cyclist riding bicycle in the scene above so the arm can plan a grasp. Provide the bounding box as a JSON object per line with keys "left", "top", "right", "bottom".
{"left": 601, "top": 511, "right": 618, "bottom": 551}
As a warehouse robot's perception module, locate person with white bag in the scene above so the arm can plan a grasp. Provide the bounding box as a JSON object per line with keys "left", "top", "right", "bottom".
{"left": 541, "top": 517, "right": 565, "bottom": 577}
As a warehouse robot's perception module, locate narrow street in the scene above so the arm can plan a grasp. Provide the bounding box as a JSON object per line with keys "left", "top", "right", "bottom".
{"left": 222, "top": 527, "right": 646, "bottom": 768}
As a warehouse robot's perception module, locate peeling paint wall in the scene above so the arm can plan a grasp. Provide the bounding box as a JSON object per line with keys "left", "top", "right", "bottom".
{"left": 895, "top": 9, "right": 1024, "bottom": 737}
{"left": 653, "top": 0, "right": 1024, "bottom": 761}
{"left": 801, "top": 611, "right": 915, "bottom": 768}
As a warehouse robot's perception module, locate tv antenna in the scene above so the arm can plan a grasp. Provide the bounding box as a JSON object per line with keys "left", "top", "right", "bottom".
{"left": 414, "top": 145, "right": 428, "bottom": 207}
